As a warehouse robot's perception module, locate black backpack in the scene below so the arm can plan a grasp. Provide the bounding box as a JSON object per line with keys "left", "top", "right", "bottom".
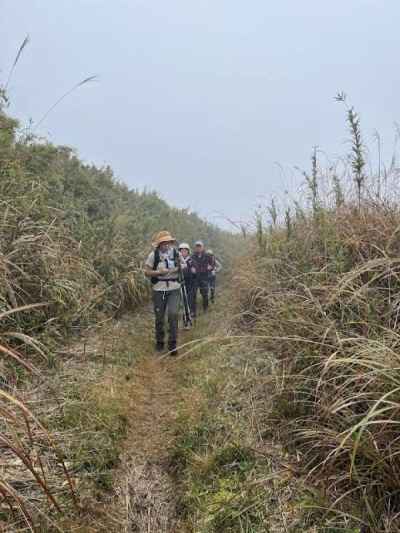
{"left": 151, "top": 247, "right": 179, "bottom": 285}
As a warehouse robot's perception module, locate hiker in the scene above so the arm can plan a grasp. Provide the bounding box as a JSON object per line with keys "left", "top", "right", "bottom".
{"left": 190, "top": 241, "right": 213, "bottom": 317}
{"left": 178, "top": 242, "right": 195, "bottom": 329}
{"left": 144, "top": 231, "right": 184, "bottom": 355}
{"left": 206, "top": 249, "right": 222, "bottom": 303}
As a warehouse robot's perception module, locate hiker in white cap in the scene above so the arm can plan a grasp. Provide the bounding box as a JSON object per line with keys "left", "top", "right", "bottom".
{"left": 190, "top": 241, "right": 213, "bottom": 317}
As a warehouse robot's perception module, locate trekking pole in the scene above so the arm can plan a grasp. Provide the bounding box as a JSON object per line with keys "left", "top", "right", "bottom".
{"left": 176, "top": 253, "right": 193, "bottom": 327}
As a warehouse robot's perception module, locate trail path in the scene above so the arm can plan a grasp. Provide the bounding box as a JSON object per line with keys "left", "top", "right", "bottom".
{"left": 116, "top": 307, "right": 218, "bottom": 533}
{"left": 122, "top": 356, "right": 184, "bottom": 531}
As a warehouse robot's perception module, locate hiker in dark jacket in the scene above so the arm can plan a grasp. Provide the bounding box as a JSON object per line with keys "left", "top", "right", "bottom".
{"left": 144, "top": 231, "right": 185, "bottom": 355}
{"left": 190, "top": 241, "right": 213, "bottom": 316}
{"left": 178, "top": 242, "right": 195, "bottom": 329}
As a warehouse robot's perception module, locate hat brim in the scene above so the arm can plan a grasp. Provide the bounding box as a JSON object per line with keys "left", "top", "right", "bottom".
{"left": 155, "top": 238, "right": 176, "bottom": 247}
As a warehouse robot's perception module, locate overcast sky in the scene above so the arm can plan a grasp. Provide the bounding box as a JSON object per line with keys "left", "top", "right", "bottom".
{"left": 1, "top": 0, "right": 399, "bottom": 227}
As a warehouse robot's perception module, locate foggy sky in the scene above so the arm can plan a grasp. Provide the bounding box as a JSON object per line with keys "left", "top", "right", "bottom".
{"left": 1, "top": 0, "right": 399, "bottom": 228}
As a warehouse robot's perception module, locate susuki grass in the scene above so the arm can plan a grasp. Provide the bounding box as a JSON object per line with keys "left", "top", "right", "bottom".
{"left": 0, "top": 338, "right": 80, "bottom": 532}
{"left": 0, "top": 64, "right": 235, "bottom": 529}
{"left": 234, "top": 101, "right": 400, "bottom": 531}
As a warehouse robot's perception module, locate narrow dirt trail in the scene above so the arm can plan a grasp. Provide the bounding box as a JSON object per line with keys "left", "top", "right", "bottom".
{"left": 116, "top": 313, "right": 212, "bottom": 533}
{"left": 121, "top": 356, "right": 183, "bottom": 532}
{"left": 115, "top": 296, "right": 227, "bottom": 533}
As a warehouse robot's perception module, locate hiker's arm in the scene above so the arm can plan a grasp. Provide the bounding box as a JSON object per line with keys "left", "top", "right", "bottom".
{"left": 144, "top": 264, "right": 168, "bottom": 277}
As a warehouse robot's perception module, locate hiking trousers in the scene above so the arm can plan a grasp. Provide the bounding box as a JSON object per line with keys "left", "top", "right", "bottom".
{"left": 193, "top": 274, "right": 209, "bottom": 316}
{"left": 152, "top": 289, "right": 180, "bottom": 349}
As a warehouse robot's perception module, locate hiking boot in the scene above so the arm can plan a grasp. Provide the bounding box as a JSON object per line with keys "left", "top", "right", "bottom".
{"left": 155, "top": 342, "right": 164, "bottom": 353}
{"left": 184, "top": 323, "right": 192, "bottom": 331}
{"left": 168, "top": 344, "right": 178, "bottom": 356}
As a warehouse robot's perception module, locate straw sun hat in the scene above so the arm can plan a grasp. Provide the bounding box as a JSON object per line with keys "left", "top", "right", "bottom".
{"left": 152, "top": 230, "right": 176, "bottom": 248}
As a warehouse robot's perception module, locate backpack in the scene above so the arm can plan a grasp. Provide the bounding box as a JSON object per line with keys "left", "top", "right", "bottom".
{"left": 151, "top": 247, "right": 179, "bottom": 285}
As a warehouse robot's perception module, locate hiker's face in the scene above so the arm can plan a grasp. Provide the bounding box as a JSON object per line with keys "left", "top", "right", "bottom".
{"left": 180, "top": 248, "right": 189, "bottom": 258}
{"left": 195, "top": 245, "right": 203, "bottom": 254}
{"left": 159, "top": 242, "right": 170, "bottom": 253}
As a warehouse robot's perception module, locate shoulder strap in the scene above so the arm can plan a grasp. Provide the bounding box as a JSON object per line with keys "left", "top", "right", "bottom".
{"left": 153, "top": 248, "right": 160, "bottom": 270}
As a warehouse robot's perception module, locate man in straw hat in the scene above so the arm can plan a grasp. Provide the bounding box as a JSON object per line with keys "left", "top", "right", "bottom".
{"left": 144, "top": 231, "right": 184, "bottom": 355}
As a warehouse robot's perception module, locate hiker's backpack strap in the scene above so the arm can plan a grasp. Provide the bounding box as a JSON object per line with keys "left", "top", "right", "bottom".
{"left": 151, "top": 248, "right": 161, "bottom": 285}
{"left": 152, "top": 248, "right": 161, "bottom": 270}
{"left": 173, "top": 247, "right": 179, "bottom": 266}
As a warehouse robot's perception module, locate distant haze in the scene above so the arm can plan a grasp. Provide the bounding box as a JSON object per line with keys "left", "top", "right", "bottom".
{"left": 2, "top": 0, "right": 400, "bottom": 228}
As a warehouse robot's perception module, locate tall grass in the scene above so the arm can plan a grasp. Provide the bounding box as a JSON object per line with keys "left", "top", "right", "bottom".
{"left": 0, "top": 77, "right": 234, "bottom": 527}
{"left": 235, "top": 102, "right": 400, "bottom": 531}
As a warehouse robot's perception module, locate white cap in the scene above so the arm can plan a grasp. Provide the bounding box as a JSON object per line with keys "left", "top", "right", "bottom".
{"left": 179, "top": 242, "right": 190, "bottom": 251}
{"left": 195, "top": 240, "right": 204, "bottom": 247}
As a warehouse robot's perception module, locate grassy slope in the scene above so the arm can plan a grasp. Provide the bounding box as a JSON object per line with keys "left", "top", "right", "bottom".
{"left": 0, "top": 103, "right": 239, "bottom": 530}
{"left": 233, "top": 203, "right": 400, "bottom": 532}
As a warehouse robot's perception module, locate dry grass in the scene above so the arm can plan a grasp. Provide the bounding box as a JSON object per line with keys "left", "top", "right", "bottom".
{"left": 234, "top": 200, "right": 400, "bottom": 531}
{"left": 0, "top": 339, "right": 79, "bottom": 531}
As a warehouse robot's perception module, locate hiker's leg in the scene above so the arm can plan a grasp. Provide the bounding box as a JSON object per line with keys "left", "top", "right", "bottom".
{"left": 192, "top": 278, "right": 198, "bottom": 317}
{"left": 200, "top": 276, "right": 209, "bottom": 311}
{"left": 187, "top": 281, "right": 195, "bottom": 315}
{"left": 210, "top": 275, "right": 216, "bottom": 302}
{"left": 167, "top": 289, "right": 180, "bottom": 350}
{"left": 153, "top": 290, "right": 167, "bottom": 347}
